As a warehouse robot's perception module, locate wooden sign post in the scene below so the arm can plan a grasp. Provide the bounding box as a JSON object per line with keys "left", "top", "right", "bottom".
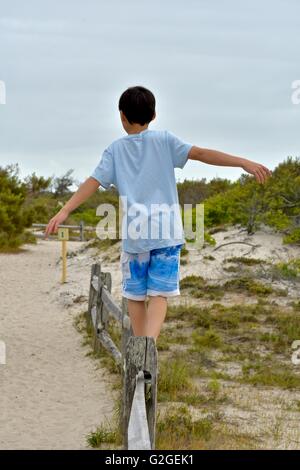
{"left": 57, "top": 227, "right": 69, "bottom": 283}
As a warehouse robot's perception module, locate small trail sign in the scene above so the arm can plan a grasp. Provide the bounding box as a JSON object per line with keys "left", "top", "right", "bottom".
{"left": 57, "top": 228, "right": 69, "bottom": 241}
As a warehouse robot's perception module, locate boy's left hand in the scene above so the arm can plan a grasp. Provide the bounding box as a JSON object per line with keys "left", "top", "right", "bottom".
{"left": 241, "top": 160, "right": 272, "bottom": 184}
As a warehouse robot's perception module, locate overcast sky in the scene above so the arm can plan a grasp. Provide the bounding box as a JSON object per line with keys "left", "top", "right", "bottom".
{"left": 0, "top": 0, "right": 299, "bottom": 184}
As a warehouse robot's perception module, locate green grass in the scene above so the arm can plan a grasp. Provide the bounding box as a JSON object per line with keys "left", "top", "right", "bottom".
{"left": 277, "top": 315, "right": 300, "bottom": 343}
{"left": 223, "top": 265, "right": 240, "bottom": 273}
{"left": 263, "top": 313, "right": 300, "bottom": 350}
{"left": 178, "top": 391, "right": 208, "bottom": 406}
{"left": 166, "top": 300, "right": 300, "bottom": 393}
{"left": 180, "top": 275, "right": 206, "bottom": 289}
{"left": 270, "top": 259, "right": 300, "bottom": 281}
{"left": 158, "top": 356, "right": 194, "bottom": 401}
{"left": 156, "top": 405, "right": 213, "bottom": 449}
{"left": 156, "top": 397, "right": 258, "bottom": 449}
{"left": 167, "top": 303, "right": 260, "bottom": 330}
{"left": 224, "top": 277, "right": 274, "bottom": 296}
{"left": 241, "top": 363, "right": 300, "bottom": 389}
{"left": 192, "top": 305, "right": 241, "bottom": 330}
{"left": 224, "top": 257, "right": 264, "bottom": 266}
{"left": 191, "top": 286, "right": 224, "bottom": 301}
{"left": 209, "top": 311, "right": 240, "bottom": 330}
{"left": 158, "top": 330, "right": 189, "bottom": 346}
{"left": 207, "top": 379, "right": 221, "bottom": 399}
{"left": 167, "top": 304, "right": 201, "bottom": 321}
{"left": 292, "top": 300, "right": 300, "bottom": 311}
{"left": 191, "top": 329, "right": 223, "bottom": 350}
{"left": 180, "top": 275, "right": 225, "bottom": 300}
{"left": 87, "top": 422, "right": 120, "bottom": 448}
{"left": 180, "top": 275, "right": 278, "bottom": 299}
{"left": 156, "top": 333, "right": 171, "bottom": 351}
{"left": 259, "top": 332, "right": 282, "bottom": 346}
{"left": 87, "top": 388, "right": 123, "bottom": 448}
{"left": 209, "top": 303, "right": 259, "bottom": 326}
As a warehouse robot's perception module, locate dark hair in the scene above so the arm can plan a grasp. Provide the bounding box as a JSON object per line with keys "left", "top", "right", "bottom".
{"left": 118, "top": 86, "right": 156, "bottom": 125}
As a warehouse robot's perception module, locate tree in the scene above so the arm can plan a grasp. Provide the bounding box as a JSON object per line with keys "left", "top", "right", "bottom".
{"left": 52, "top": 169, "right": 75, "bottom": 197}
{"left": 0, "top": 164, "right": 33, "bottom": 250}
{"left": 177, "top": 177, "right": 234, "bottom": 207}
{"left": 24, "top": 172, "right": 52, "bottom": 195}
{"left": 229, "top": 176, "right": 267, "bottom": 234}
{"left": 201, "top": 157, "right": 300, "bottom": 243}
{"left": 263, "top": 157, "right": 300, "bottom": 243}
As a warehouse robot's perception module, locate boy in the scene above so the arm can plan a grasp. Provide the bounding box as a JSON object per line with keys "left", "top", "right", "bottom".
{"left": 45, "top": 85, "right": 271, "bottom": 341}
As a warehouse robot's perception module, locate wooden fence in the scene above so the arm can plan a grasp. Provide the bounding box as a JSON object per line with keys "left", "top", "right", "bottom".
{"left": 31, "top": 222, "right": 94, "bottom": 241}
{"left": 87, "top": 262, "right": 158, "bottom": 450}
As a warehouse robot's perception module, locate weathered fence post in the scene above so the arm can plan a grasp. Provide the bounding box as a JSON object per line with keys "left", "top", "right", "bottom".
{"left": 87, "top": 263, "right": 101, "bottom": 331}
{"left": 120, "top": 297, "right": 133, "bottom": 438}
{"left": 121, "top": 297, "right": 133, "bottom": 365}
{"left": 122, "top": 336, "right": 158, "bottom": 450}
{"left": 79, "top": 220, "right": 85, "bottom": 241}
{"left": 101, "top": 272, "right": 112, "bottom": 332}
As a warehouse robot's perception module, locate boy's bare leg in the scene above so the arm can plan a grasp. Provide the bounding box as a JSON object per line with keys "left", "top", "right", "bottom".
{"left": 127, "top": 299, "right": 147, "bottom": 336}
{"left": 127, "top": 296, "right": 167, "bottom": 341}
{"left": 144, "top": 296, "right": 168, "bottom": 341}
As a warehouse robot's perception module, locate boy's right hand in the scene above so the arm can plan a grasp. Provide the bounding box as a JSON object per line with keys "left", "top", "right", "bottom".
{"left": 44, "top": 208, "right": 69, "bottom": 239}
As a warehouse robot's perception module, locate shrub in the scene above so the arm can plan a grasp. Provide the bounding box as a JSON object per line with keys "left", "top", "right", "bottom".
{"left": 0, "top": 164, "right": 34, "bottom": 251}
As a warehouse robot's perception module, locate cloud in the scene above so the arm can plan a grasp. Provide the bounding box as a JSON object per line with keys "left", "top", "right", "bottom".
{"left": 0, "top": 0, "right": 299, "bottom": 181}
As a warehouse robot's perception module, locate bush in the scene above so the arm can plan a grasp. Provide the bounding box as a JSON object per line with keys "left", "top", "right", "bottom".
{"left": 0, "top": 165, "right": 34, "bottom": 251}
{"left": 186, "top": 157, "right": 300, "bottom": 243}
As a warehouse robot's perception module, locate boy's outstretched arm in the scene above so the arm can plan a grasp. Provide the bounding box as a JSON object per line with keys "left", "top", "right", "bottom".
{"left": 188, "top": 146, "right": 272, "bottom": 184}
{"left": 44, "top": 177, "right": 100, "bottom": 238}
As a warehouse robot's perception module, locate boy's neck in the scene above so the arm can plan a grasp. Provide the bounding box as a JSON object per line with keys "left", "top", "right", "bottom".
{"left": 126, "top": 123, "right": 149, "bottom": 135}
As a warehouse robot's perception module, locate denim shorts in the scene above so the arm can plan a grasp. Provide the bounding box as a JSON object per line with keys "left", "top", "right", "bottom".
{"left": 121, "top": 244, "right": 183, "bottom": 300}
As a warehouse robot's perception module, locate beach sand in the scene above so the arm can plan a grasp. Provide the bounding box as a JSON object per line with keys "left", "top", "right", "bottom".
{"left": 0, "top": 240, "right": 115, "bottom": 450}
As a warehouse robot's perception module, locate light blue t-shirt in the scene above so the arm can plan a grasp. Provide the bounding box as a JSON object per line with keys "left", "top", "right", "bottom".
{"left": 91, "top": 129, "right": 193, "bottom": 253}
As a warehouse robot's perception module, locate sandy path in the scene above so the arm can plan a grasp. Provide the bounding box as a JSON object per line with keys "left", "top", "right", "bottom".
{"left": 0, "top": 240, "right": 115, "bottom": 450}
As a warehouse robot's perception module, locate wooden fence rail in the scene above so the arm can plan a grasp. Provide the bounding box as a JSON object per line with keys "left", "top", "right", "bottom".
{"left": 87, "top": 262, "right": 158, "bottom": 450}
{"left": 31, "top": 221, "right": 93, "bottom": 241}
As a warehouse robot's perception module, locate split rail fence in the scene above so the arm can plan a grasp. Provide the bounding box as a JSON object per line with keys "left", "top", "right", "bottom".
{"left": 87, "top": 263, "right": 158, "bottom": 450}
{"left": 31, "top": 222, "right": 91, "bottom": 241}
